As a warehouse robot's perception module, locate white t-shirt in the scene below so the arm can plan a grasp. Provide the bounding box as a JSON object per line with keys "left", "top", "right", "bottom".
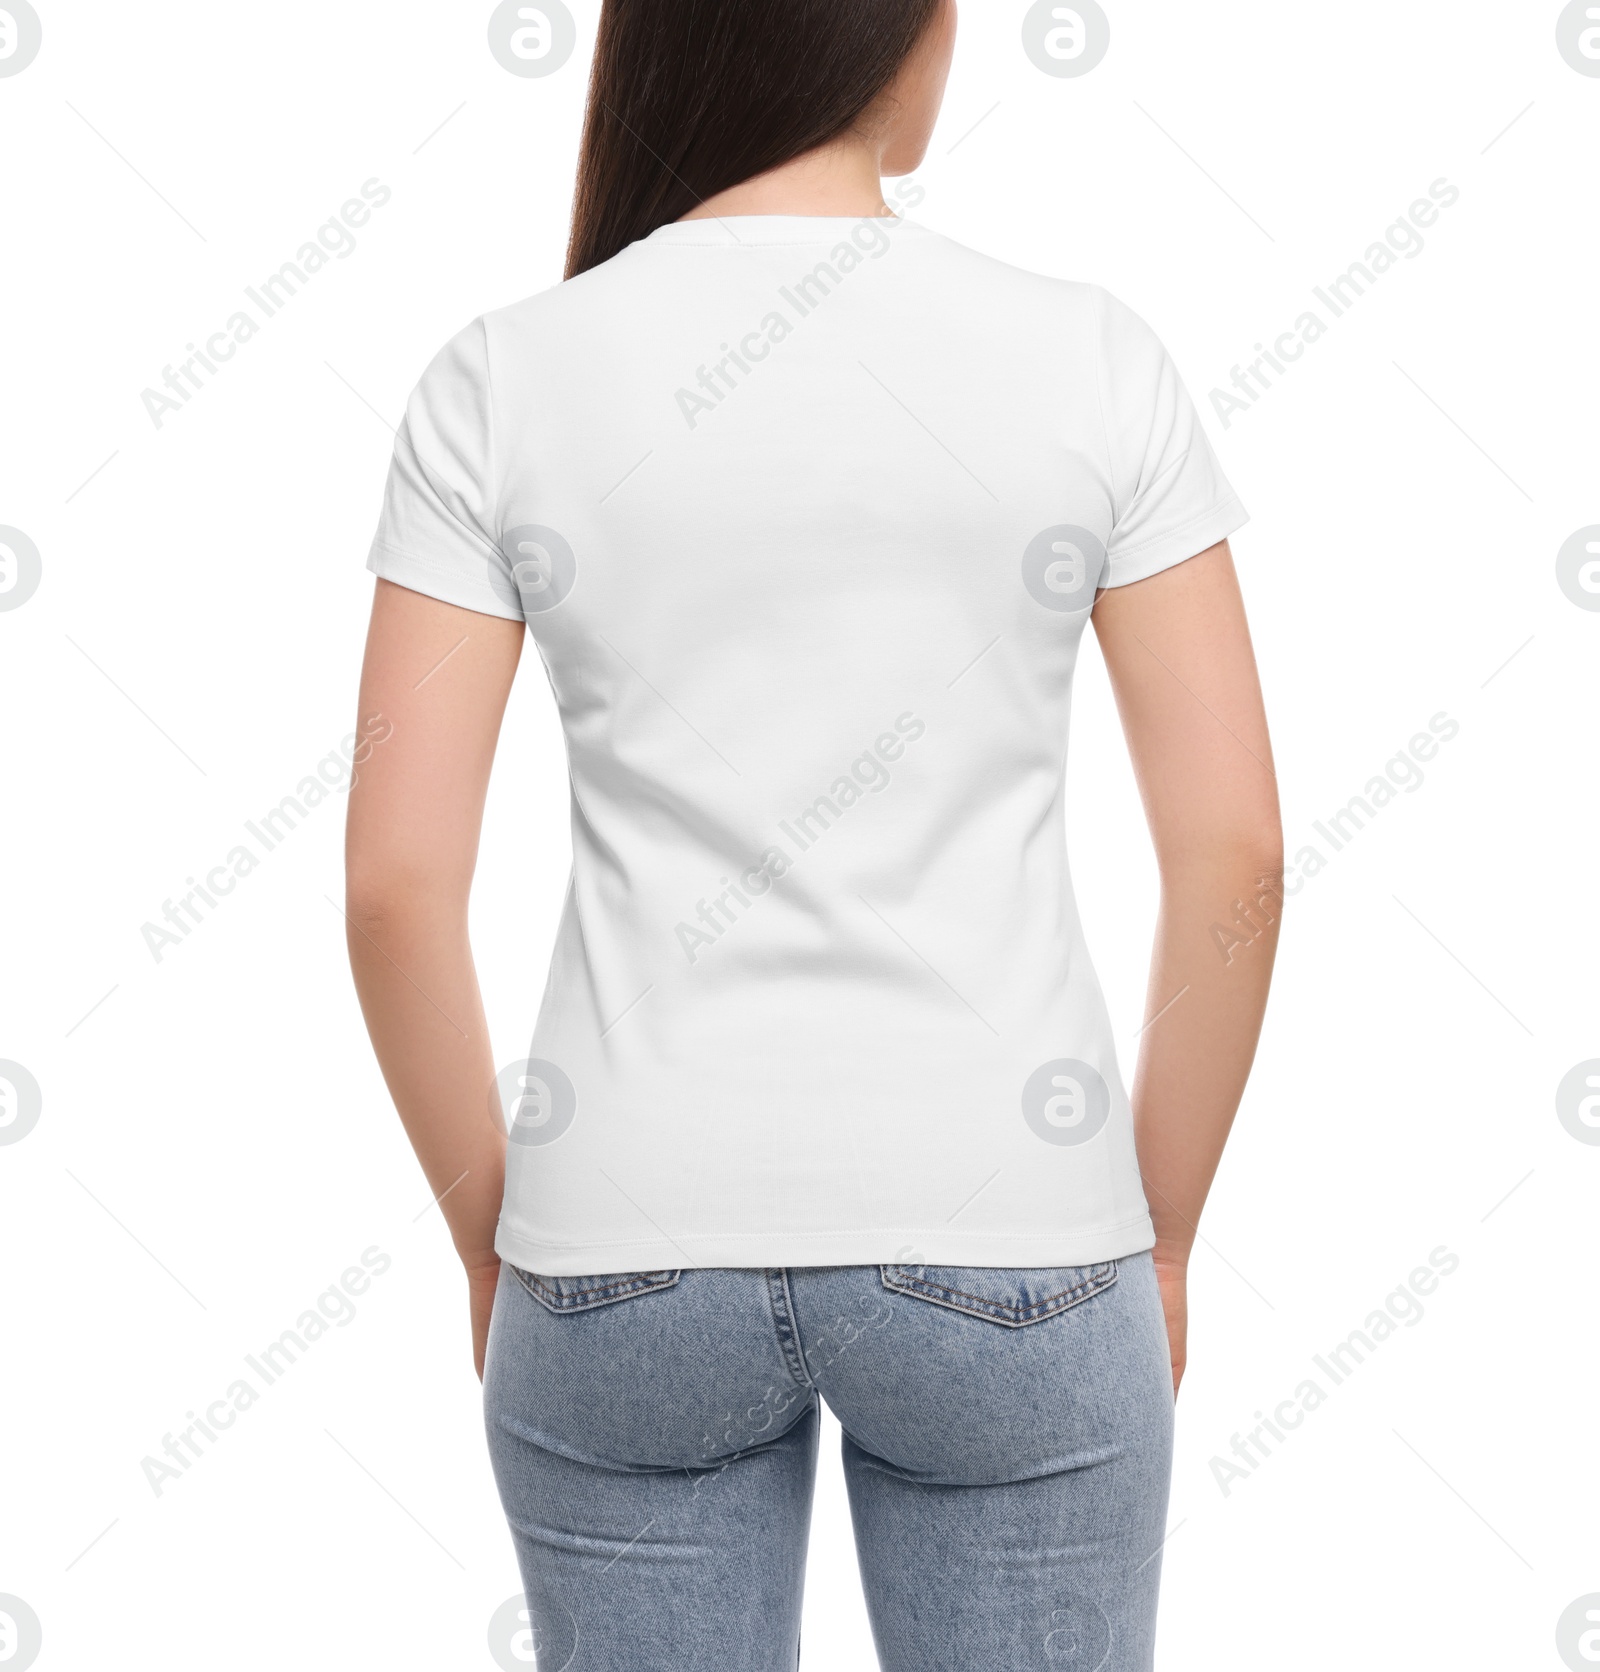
{"left": 368, "top": 214, "right": 1248, "bottom": 1276}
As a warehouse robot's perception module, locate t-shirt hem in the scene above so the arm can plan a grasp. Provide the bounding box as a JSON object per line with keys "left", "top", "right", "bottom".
{"left": 493, "top": 1213, "right": 1157, "bottom": 1276}
{"left": 1103, "top": 497, "right": 1250, "bottom": 589}
{"left": 366, "top": 538, "right": 527, "bottom": 623}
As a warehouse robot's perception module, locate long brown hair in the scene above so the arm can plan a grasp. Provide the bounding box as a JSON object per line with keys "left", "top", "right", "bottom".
{"left": 566, "top": 0, "right": 942, "bottom": 279}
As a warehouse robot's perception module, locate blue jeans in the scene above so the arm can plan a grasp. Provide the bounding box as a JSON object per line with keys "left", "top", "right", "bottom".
{"left": 483, "top": 1254, "right": 1173, "bottom": 1671}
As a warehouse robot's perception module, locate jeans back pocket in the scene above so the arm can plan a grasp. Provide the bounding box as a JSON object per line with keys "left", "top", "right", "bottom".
{"left": 879, "top": 1261, "right": 1117, "bottom": 1327}
{"left": 512, "top": 1267, "right": 682, "bottom": 1314}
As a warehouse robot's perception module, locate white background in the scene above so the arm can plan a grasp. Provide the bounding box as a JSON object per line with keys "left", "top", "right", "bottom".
{"left": 2, "top": 2, "right": 1597, "bottom": 1668}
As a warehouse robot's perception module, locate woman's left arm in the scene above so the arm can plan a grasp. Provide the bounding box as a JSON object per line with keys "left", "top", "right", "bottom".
{"left": 1091, "top": 539, "right": 1283, "bottom": 1393}
{"left": 345, "top": 579, "right": 526, "bottom": 1377}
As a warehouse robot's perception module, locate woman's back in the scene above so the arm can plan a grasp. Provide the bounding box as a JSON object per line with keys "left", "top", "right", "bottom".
{"left": 368, "top": 212, "right": 1247, "bottom": 1275}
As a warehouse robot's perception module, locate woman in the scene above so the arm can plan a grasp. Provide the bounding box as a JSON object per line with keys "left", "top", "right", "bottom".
{"left": 346, "top": 1, "right": 1281, "bottom": 1666}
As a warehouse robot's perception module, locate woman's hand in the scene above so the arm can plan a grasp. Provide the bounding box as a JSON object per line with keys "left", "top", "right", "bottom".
{"left": 1151, "top": 1250, "right": 1189, "bottom": 1397}
{"left": 467, "top": 1256, "right": 502, "bottom": 1381}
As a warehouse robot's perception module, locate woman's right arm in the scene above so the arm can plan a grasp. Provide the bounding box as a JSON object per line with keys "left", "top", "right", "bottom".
{"left": 1091, "top": 540, "right": 1283, "bottom": 1394}
{"left": 345, "top": 578, "right": 526, "bottom": 1377}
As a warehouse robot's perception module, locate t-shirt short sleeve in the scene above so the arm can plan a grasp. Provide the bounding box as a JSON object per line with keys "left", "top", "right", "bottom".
{"left": 1094, "top": 288, "right": 1249, "bottom": 588}
{"left": 366, "top": 318, "right": 526, "bottom": 622}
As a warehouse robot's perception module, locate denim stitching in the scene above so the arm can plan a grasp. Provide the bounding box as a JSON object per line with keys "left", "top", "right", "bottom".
{"left": 764, "top": 1268, "right": 815, "bottom": 1389}
{"left": 885, "top": 1263, "right": 1115, "bottom": 1311}
{"left": 879, "top": 1262, "right": 1118, "bottom": 1324}
{"left": 513, "top": 1266, "right": 681, "bottom": 1311}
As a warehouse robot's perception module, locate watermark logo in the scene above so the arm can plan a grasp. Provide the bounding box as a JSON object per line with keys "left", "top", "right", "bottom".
{"left": 1042, "top": 1600, "right": 1111, "bottom": 1667}
{"left": 672, "top": 202, "right": 918, "bottom": 430}
{"left": 1279, "top": 712, "right": 1460, "bottom": 900}
{"left": 142, "top": 716, "right": 392, "bottom": 962}
{"left": 0, "top": 527, "right": 41, "bottom": 612}
{"left": 0, "top": 1060, "right": 42, "bottom": 1147}
{"left": 139, "top": 1248, "right": 393, "bottom": 1495}
{"left": 1209, "top": 870, "right": 1283, "bottom": 967}
{"left": 487, "top": 0, "right": 576, "bottom": 77}
{"left": 496, "top": 1058, "right": 577, "bottom": 1147}
{"left": 496, "top": 525, "right": 576, "bottom": 615}
{"left": 488, "top": 1593, "right": 577, "bottom": 1671}
{"left": 1557, "top": 2, "right": 1600, "bottom": 75}
{"left": 674, "top": 713, "right": 927, "bottom": 963}
{"left": 1208, "top": 1247, "right": 1460, "bottom": 1496}
{"left": 140, "top": 179, "right": 393, "bottom": 429}
{"left": 1558, "top": 1594, "right": 1600, "bottom": 1669}
{"left": 1022, "top": 1059, "right": 1110, "bottom": 1147}
{"left": 1557, "top": 526, "right": 1600, "bottom": 611}
{"left": 1209, "top": 179, "right": 1460, "bottom": 428}
{"left": 0, "top": 2, "right": 42, "bottom": 76}
{"left": 0, "top": 1595, "right": 42, "bottom": 1671}
{"left": 1556, "top": 1060, "right": 1600, "bottom": 1146}
{"left": 1022, "top": 1, "right": 1110, "bottom": 77}
{"left": 1022, "top": 525, "right": 1105, "bottom": 612}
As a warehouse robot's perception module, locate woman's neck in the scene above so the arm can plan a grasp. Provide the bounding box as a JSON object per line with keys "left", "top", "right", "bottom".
{"left": 679, "top": 138, "right": 891, "bottom": 221}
